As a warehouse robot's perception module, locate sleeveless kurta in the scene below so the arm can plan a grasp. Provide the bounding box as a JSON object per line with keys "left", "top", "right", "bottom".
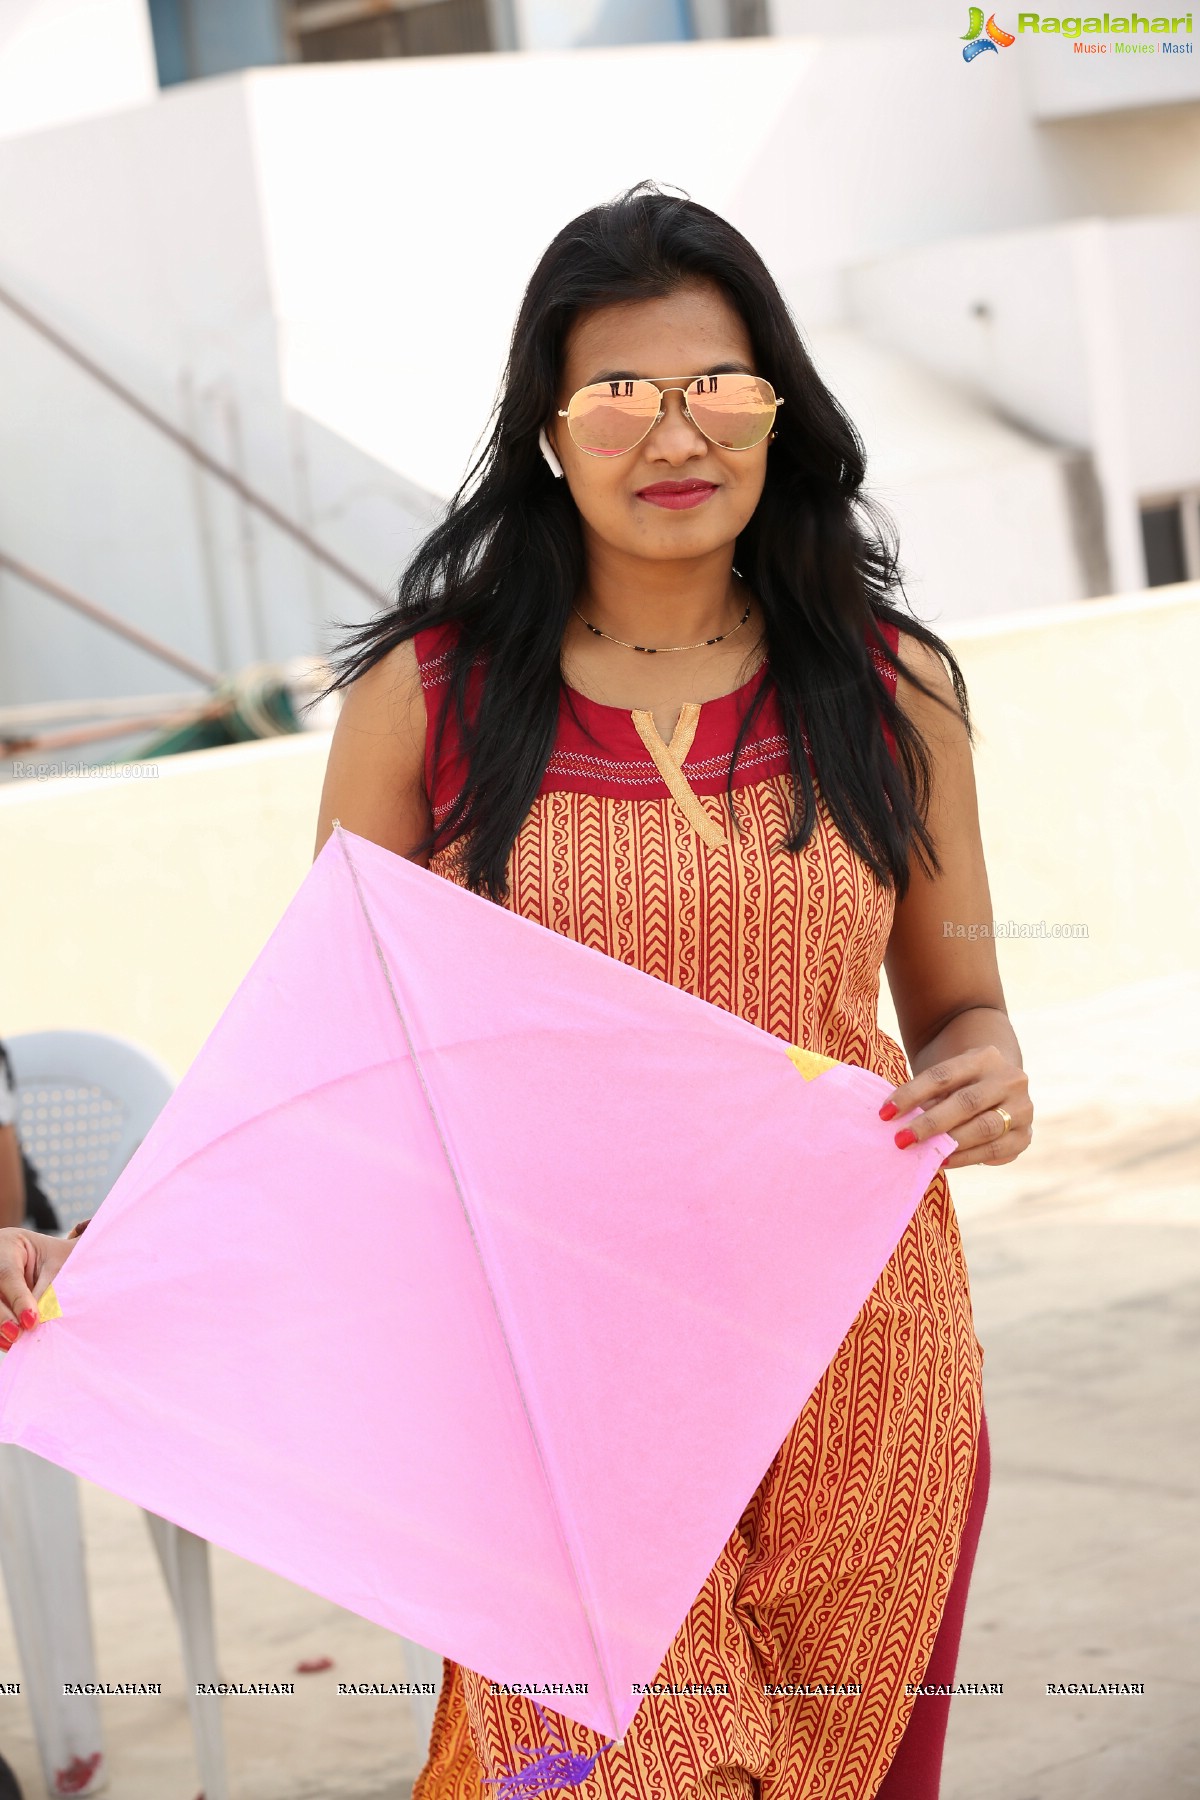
{"left": 410, "top": 621, "right": 985, "bottom": 1800}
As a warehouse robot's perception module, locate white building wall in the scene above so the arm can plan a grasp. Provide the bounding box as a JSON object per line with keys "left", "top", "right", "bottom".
{"left": 805, "top": 329, "right": 1093, "bottom": 621}
{"left": 844, "top": 212, "right": 1200, "bottom": 594}
{"left": 768, "top": 1, "right": 947, "bottom": 32}
{"left": 0, "top": 0, "right": 156, "bottom": 141}
{"left": 844, "top": 226, "right": 1093, "bottom": 448}
{"left": 769, "top": 0, "right": 1200, "bottom": 114}
{"left": 1108, "top": 215, "right": 1200, "bottom": 495}
{"left": 0, "top": 74, "right": 438, "bottom": 711}
{"left": 0, "top": 77, "right": 293, "bottom": 701}
{"left": 1034, "top": 101, "right": 1200, "bottom": 219}
{"left": 1017, "top": 22, "right": 1200, "bottom": 118}
{"left": 2, "top": 28, "right": 1198, "bottom": 718}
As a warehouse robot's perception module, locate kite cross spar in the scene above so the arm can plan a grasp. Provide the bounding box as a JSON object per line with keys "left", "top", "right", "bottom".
{"left": 331, "top": 817, "right": 629, "bottom": 1762}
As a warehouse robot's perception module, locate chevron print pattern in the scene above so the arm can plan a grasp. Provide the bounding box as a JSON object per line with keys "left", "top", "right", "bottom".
{"left": 412, "top": 623, "right": 985, "bottom": 1800}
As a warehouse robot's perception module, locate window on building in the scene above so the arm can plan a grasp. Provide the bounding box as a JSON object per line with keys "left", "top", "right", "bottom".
{"left": 726, "top": 0, "right": 769, "bottom": 33}
{"left": 150, "top": 0, "right": 765, "bottom": 81}
{"left": 148, "top": 0, "right": 286, "bottom": 86}
{"left": 285, "top": 0, "right": 495, "bottom": 61}
{"left": 1140, "top": 493, "right": 1200, "bottom": 588}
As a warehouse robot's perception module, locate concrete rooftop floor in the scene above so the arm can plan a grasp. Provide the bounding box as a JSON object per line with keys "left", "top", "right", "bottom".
{"left": 0, "top": 974, "right": 1196, "bottom": 1800}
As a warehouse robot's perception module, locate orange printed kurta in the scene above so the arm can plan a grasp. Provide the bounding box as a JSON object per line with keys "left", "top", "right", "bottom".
{"left": 410, "top": 622, "right": 985, "bottom": 1800}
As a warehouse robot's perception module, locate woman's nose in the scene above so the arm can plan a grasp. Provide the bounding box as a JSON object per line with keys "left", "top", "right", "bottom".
{"left": 649, "top": 389, "right": 707, "bottom": 458}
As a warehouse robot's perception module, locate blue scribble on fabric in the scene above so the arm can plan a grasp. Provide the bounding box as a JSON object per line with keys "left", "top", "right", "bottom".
{"left": 484, "top": 1701, "right": 618, "bottom": 1797}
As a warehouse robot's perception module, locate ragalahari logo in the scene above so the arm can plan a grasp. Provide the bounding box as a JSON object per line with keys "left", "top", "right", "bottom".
{"left": 961, "top": 7, "right": 1017, "bottom": 57}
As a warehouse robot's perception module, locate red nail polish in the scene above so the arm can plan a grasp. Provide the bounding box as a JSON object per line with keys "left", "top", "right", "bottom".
{"left": 0, "top": 1325, "right": 18, "bottom": 1348}
{"left": 894, "top": 1128, "right": 917, "bottom": 1149}
{"left": 20, "top": 1310, "right": 38, "bottom": 1331}
{"left": 878, "top": 1101, "right": 897, "bottom": 1121}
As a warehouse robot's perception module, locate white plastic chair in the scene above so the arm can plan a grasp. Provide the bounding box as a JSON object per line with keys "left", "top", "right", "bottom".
{"left": 0, "top": 1029, "right": 230, "bottom": 1800}
{"left": 1, "top": 1029, "right": 446, "bottom": 1780}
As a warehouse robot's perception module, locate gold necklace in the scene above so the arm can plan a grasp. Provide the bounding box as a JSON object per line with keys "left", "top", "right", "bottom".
{"left": 572, "top": 597, "right": 751, "bottom": 655}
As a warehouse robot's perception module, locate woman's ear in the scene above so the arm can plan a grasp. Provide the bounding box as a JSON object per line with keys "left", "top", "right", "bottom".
{"left": 538, "top": 427, "right": 564, "bottom": 480}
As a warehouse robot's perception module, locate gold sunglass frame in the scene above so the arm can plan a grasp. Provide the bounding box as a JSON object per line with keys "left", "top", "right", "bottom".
{"left": 557, "top": 374, "right": 784, "bottom": 458}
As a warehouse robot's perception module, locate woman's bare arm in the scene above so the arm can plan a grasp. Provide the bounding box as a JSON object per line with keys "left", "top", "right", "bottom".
{"left": 881, "top": 633, "right": 1032, "bottom": 1168}
{"left": 313, "top": 639, "right": 433, "bottom": 864}
{"left": 0, "top": 1126, "right": 25, "bottom": 1230}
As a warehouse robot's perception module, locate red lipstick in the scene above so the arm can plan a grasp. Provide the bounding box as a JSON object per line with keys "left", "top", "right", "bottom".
{"left": 636, "top": 480, "right": 718, "bottom": 511}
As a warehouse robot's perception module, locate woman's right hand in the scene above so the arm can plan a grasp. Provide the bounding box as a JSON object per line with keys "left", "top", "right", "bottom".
{"left": 0, "top": 1227, "right": 77, "bottom": 1350}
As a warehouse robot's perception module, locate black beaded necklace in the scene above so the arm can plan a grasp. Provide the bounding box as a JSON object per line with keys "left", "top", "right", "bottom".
{"left": 571, "top": 597, "right": 751, "bottom": 656}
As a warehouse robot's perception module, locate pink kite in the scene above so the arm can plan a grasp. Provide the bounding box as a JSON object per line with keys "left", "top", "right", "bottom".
{"left": 0, "top": 824, "right": 953, "bottom": 1742}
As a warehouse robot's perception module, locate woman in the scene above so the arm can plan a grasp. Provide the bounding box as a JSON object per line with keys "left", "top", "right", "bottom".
{"left": 311, "top": 184, "right": 1029, "bottom": 1800}
{"left": 0, "top": 183, "right": 1029, "bottom": 1799}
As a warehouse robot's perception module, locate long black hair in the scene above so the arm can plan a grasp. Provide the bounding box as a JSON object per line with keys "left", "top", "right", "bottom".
{"left": 317, "top": 181, "right": 971, "bottom": 901}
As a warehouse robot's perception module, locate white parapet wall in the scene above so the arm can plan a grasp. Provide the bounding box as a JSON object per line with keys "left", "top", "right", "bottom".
{"left": 876, "top": 580, "right": 1200, "bottom": 1041}
{"left": 1, "top": 584, "right": 1196, "bottom": 1079}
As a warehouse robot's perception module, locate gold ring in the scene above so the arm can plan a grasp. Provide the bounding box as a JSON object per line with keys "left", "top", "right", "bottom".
{"left": 993, "top": 1106, "right": 1013, "bottom": 1136}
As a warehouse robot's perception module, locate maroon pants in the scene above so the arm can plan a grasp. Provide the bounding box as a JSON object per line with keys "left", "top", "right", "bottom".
{"left": 875, "top": 1406, "right": 992, "bottom": 1799}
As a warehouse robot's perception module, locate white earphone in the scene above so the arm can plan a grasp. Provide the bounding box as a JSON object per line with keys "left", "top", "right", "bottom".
{"left": 538, "top": 427, "right": 564, "bottom": 480}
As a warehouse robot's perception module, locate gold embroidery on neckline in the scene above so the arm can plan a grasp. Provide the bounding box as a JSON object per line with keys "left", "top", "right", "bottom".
{"left": 630, "top": 705, "right": 728, "bottom": 849}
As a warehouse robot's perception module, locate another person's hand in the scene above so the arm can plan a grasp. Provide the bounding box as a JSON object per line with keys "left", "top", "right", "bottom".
{"left": 0, "top": 1227, "right": 78, "bottom": 1351}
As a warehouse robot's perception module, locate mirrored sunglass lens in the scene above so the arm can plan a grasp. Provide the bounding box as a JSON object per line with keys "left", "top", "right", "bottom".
{"left": 687, "top": 375, "right": 775, "bottom": 449}
{"left": 568, "top": 381, "right": 660, "bottom": 454}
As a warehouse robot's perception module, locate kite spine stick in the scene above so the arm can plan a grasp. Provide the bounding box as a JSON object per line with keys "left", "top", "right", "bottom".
{"left": 330, "top": 821, "right": 625, "bottom": 1740}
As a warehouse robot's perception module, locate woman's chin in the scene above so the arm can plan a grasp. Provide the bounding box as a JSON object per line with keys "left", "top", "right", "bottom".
{"left": 607, "top": 513, "right": 747, "bottom": 561}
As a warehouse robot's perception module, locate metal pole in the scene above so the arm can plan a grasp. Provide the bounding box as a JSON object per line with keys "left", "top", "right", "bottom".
{"left": 0, "top": 552, "right": 221, "bottom": 687}
{"left": 0, "top": 280, "right": 384, "bottom": 604}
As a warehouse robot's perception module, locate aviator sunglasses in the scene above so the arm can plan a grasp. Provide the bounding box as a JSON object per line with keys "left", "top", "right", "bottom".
{"left": 559, "top": 372, "right": 783, "bottom": 458}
